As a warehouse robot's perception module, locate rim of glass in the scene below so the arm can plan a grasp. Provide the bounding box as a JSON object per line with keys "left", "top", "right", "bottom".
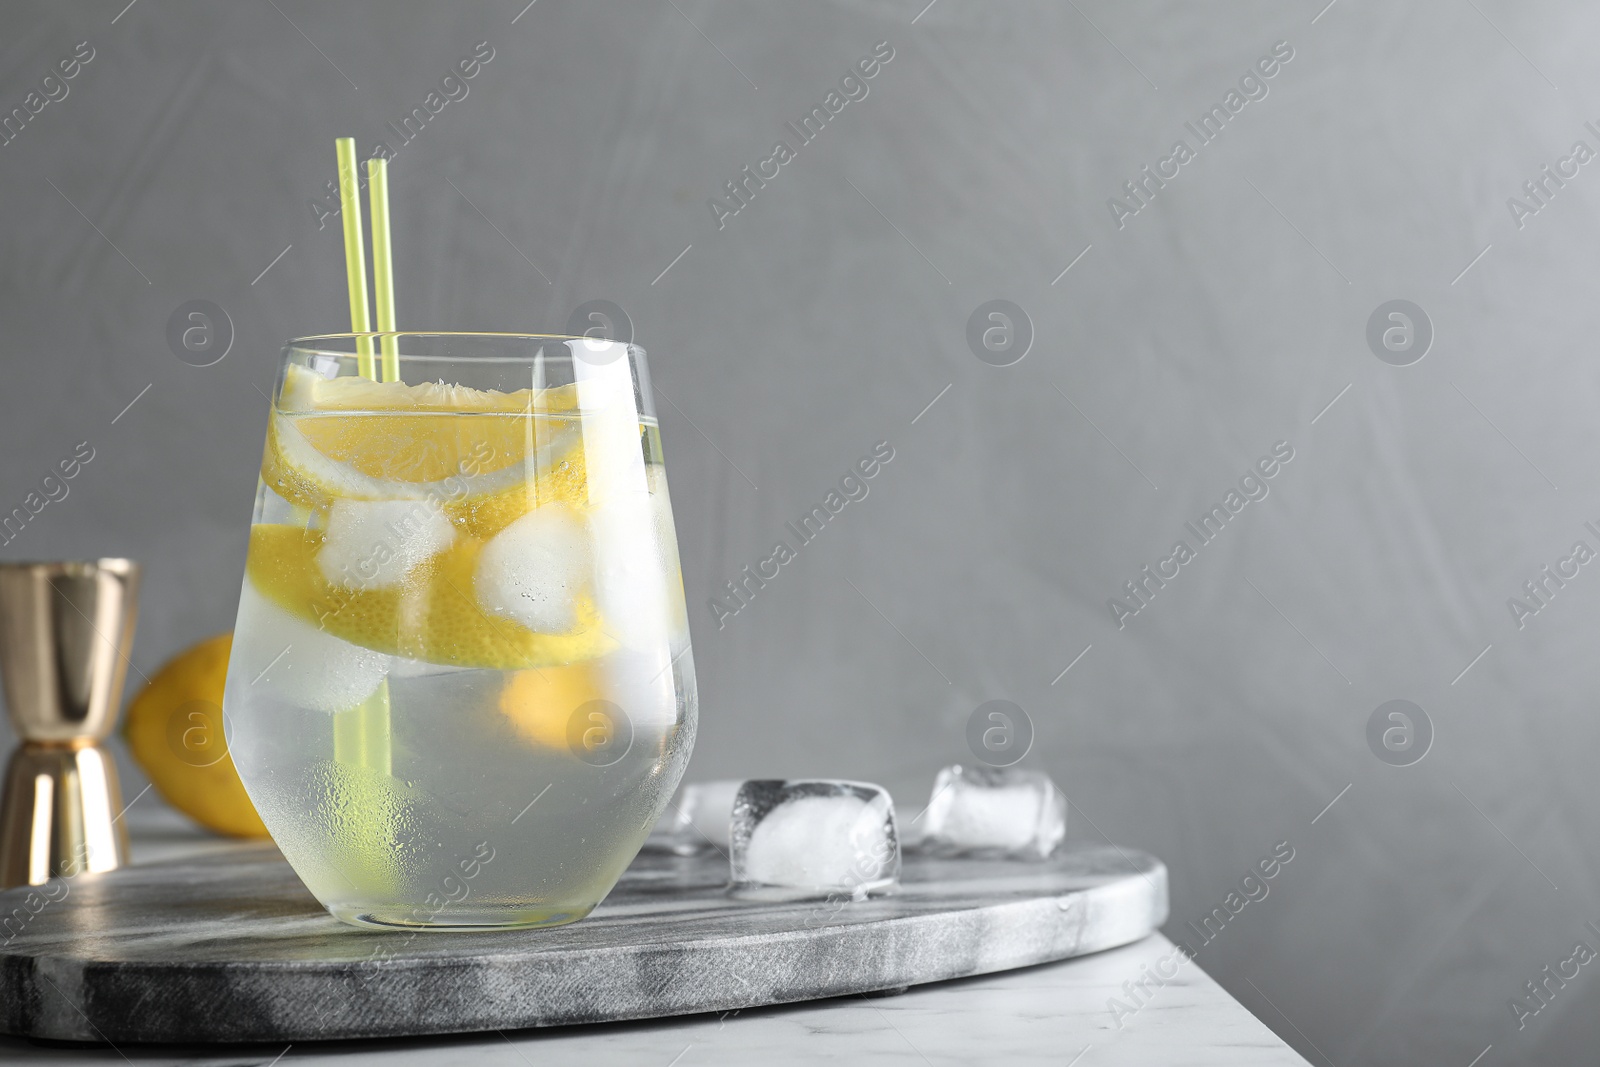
{"left": 286, "top": 332, "right": 645, "bottom": 360}
{"left": 289, "top": 330, "right": 638, "bottom": 343}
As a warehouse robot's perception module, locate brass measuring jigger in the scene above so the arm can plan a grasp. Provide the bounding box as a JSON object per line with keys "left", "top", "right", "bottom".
{"left": 0, "top": 560, "right": 140, "bottom": 888}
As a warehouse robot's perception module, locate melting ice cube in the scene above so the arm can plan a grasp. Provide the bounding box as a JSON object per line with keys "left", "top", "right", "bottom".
{"left": 474, "top": 503, "right": 590, "bottom": 632}
{"left": 918, "top": 765, "right": 1067, "bottom": 859}
{"left": 731, "top": 780, "right": 899, "bottom": 897}
{"left": 647, "top": 779, "right": 743, "bottom": 854}
{"left": 231, "top": 585, "right": 389, "bottom": 714}
{"left": 316, "top": 498, "right": 454, "bottom": 588}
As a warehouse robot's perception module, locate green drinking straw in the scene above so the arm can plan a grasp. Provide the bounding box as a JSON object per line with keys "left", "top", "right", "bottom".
{"left": 330, "top": 137, "right": 397, "bottom": 896}
{"left": 335, "top": 137, "right": 376, "bottom": 380}
{"left": 332, "top": 136, "right": 393, "bottom": 780}
{"left": 367, "top": 157, "right": 401, "bottom": 382}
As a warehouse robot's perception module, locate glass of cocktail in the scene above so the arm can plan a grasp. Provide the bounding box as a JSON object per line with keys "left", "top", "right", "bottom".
{"left": 222, "top": 332, "right": 696, "bottom": 929}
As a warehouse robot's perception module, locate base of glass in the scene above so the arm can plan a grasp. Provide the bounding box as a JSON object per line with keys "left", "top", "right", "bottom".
{"left": 328, "top": 902, "right": 597, "bottom": 930}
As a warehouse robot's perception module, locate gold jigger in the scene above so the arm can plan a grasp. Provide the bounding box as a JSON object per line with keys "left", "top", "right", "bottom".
{"left": 0, "top": 559, "right": 140, "bottom": 888}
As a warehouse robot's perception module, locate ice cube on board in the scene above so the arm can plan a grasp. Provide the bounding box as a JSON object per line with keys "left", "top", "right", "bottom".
{"left": 731, "top": 780, "right": 899, "bottom": 898}
{"left": 918, "top": 765, "right": 1066, "bottom": 859}
{"left": 647, "top": 779, "right": 744, "bottom": 854}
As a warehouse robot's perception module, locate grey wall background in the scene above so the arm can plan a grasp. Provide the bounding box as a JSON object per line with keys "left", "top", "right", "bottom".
{"left": 2, "top": 0, "right": 1597, "bottom": 1062}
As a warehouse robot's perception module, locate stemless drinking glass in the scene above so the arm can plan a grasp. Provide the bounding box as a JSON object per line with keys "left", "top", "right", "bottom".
{"left": 222, "top": 333, "right": 697, "bottom": 929}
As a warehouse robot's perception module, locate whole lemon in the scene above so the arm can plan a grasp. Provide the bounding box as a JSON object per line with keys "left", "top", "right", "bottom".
{"left": 123, "top": 633, "right": 270, "bottom": 838}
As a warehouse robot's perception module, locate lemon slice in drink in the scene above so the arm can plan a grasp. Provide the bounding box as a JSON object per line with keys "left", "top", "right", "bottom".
{"left": 250, "top": 365, "right": 615, "bottom": 669}
{"left": 262, "top": 364, "right": 587, "bottom": 538}
{"left": 497, "top": 662, "right": 608, "bottom": 749}
{"left": 246, "top": 524, "right": 615, "bottom": 671}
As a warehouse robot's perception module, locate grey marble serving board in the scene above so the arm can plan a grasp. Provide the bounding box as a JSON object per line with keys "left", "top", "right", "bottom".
{"left": 0, "top": 841, "right": 1167, "bottom": 1044}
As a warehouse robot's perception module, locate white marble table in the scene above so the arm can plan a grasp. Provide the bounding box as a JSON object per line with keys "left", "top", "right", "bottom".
{"left": 0, "top": 814, "right": 1309, "bottom": 1065}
